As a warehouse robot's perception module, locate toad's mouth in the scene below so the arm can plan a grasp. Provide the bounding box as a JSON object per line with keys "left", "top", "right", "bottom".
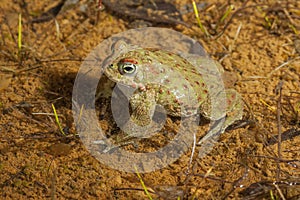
{"left": 103, "top": 72, "right": 140, "bottom": 90}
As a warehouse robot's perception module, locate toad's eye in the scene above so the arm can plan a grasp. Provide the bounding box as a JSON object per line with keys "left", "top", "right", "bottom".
{"left": 118, "top": 62, "right": 137, "bottom": 75}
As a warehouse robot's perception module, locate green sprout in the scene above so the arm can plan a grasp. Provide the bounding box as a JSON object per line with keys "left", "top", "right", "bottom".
{"left": 192, "top": 0, "right": 209, "bottom": 36}
{"left": 18, "top": 13, "right": 22, "bottom": 53}
{"left": 52, "top": 104, "right": 66, "bottom": 136}
{"left": 220, "top": 5, "right": 234, "bottom": 23}
{"left": 256, "top": 6, "right": 272, "bottom": 28}
{"left": 134, "top": 166, "right": 152, "bottom": 200}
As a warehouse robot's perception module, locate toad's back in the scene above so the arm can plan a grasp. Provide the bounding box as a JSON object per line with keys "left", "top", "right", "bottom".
{"left": 105, "top": 47, "right": 224, "bottom": 116}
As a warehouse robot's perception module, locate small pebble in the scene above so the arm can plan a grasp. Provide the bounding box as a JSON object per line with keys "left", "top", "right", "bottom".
{"left": 47, "top": 143, "right": 72, "bottom": 156}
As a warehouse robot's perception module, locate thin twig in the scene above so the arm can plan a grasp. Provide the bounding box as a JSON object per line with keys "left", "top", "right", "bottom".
{"left": 50, "top": 160, "right": 57, "bottom": 200}
{"left": 101, "top": 0, "right": 190, "bottom": 27}
{"left": 222, "top": 166, "right": 249, "bottom": 200}
{"left": 187, "top": 132, "right": 197, "bottom": 173}
{"left": 246, "top": 56, "right": 300, "bottom": 80}
{"left": 275, "top": 80, "right": 284, "bottom": 181}
{"left": 273, "top": 182, "right": 286, "bottom": 200}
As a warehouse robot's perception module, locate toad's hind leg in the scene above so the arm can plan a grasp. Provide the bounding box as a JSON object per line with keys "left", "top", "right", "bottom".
{"left": 222, "top": 89, "right": 244, "bottom": 132}
{"left": 200, "top": 88, "right": 243, "bottom": 133}
{"left": 197, "top": 89, "right": 243, "bottom": 156}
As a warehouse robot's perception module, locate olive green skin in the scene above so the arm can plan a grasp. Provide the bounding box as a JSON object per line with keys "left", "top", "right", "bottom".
{"left": 104, "top": 41, "right": 243, "bottom": 133}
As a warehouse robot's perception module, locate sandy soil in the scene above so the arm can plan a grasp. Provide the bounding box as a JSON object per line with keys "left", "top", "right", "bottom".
{"left": 0, "top": 0, "right": 299, "bottom": 199}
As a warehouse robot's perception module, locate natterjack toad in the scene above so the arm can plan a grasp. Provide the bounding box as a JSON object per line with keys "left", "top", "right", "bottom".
{"left": 103, "top": 41, "right": 243, "bottom": 144}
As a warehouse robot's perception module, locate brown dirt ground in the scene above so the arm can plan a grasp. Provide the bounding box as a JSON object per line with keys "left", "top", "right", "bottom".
{"left": 0, "top": 0, "right": 300, "bottom": 199}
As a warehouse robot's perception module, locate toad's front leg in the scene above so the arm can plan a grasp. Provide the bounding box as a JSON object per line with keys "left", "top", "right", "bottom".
{"left": 121, "top": 88, "right": 160, "bottom": 138}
